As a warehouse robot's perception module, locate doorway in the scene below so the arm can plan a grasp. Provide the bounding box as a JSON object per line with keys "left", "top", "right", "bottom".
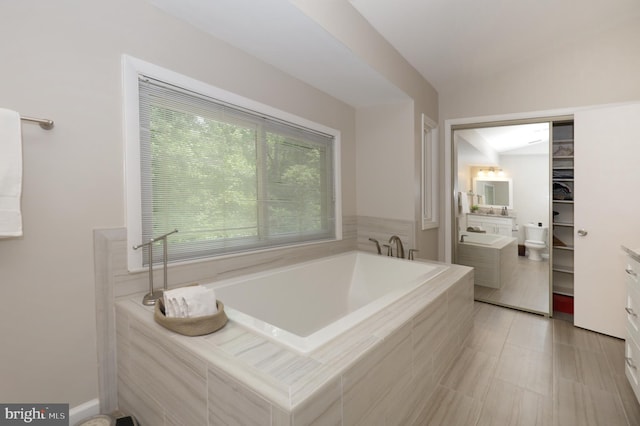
{"left": 451, "top": 120, "right": 552, "bottom": 315}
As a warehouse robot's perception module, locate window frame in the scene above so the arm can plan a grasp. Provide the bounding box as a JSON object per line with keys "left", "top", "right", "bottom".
{"left": 422, "top": 113, "right": 439, "bottom": 230}
{"left": 122, "top": 55, "right": 342, "bottom": 271}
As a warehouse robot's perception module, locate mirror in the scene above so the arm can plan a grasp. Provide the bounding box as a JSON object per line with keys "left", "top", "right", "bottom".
{"left": 453, "top": 121, "right": 551, "bottom": 316}
{"left": 473, "top": 177, "right": 512, "bottom": 208}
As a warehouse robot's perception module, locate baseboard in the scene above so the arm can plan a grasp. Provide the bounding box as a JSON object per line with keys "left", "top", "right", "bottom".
{"left": 69, "top": 398, "right": 100, "bottom": 425}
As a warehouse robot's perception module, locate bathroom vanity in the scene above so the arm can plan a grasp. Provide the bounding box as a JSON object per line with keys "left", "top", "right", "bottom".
{"left": 623, "top": 245, "right": 640, "bottom": 404}
{"left": 467, "top": 213, "right": 516, "bottom": 237}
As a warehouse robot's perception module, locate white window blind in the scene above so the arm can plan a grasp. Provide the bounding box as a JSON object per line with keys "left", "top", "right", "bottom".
{"left": 137, "top": 76, "right": 336, "bottom": 265}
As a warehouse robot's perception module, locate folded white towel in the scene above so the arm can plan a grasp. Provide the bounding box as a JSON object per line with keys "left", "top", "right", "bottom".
{"left": 0, "top": 108, "right": 23, "bottom": 237}
{"left": 163, "top": 285, "right": 217, "bottom": 318}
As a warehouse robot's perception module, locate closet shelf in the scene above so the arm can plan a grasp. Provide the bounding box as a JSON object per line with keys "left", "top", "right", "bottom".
{"left": 553, "top": 222, "right": 574, "bottom": 227}
{"left": 554, "top": 245, "right": 574, "bottom": 251}
{"left": 553, "top": 265, "right": 574, "bottom": 274}
{"left": 553, "top": 288, "right": 575, "bottom": 297}
{"left": 552, "top": 121, "right": 575, "bottom": 313}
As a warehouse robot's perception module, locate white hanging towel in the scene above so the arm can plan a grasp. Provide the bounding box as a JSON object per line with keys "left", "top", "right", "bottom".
{"left": 459, "top": 191, "right": 470, "bottom": 214}
{"left": 0, "top": 108, "right": 23, "bottom": 237}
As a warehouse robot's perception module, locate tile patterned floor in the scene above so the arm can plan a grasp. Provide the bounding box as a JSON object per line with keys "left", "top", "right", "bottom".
{"left": 415, "top": 302, "right": 640, "bottom": 425}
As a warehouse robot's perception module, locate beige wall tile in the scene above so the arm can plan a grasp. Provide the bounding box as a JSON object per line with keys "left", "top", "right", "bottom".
{"left": 271, "top": 406, "right": 293, "bottom": 426}
{"left": 432, "top": 328, "right": 462, "bottom": 382}
{"left": 342, "top": 323, "right": 412, "bottom": 424}
{"left": 208, "top": 365, "right": 271, "bottom": 425}
{"left": 292, "top": 377, "right": 342, "bottom": 426}
{"left": 412, "top": 292, "right": 447, "bottom": 373}
{"left": 128, "top": 322, "right": 208, "bottom": 425}
{"left": 384, "top": 368, "right": 433, "bottom": 425}
{"left": 117, "top": 377, "right": 165, "bottom": 426}
{"left": 115, "top": 306, "right": 131, "bottom": 380}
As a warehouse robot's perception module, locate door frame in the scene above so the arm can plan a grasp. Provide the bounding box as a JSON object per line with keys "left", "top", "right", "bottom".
{"left": 443, "top": 107, "right": 580, "bottom": 263}
{"left": 443, "top": 108, "right": 578, "bottom": 317}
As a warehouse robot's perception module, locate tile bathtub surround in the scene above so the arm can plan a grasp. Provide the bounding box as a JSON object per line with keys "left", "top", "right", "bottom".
{"left": 95, "top": 218, "right": 417, "bottom": 414}
{"left": 115, "top": 264, "right": 474, "bottom": 425}
{"left": 356, "top": 216, "right": 415, "bottom": 255}
{"left": 95, "top": 221, "right": 357, "bottom": 413}
{"left": 97, "top": 219, "right": 358, "bottom": 302}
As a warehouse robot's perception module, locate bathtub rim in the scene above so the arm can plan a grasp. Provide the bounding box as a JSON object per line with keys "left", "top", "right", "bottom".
{"left": 458, "top": 233, "right": 516, "bottom": 248}
{"left": 210, "top": 250, "right": 448, "bottom": 354}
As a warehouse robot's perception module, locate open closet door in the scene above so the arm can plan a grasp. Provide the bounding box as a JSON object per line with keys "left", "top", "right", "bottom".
{"left": 574, "top": 102, "right": 640, "bottom": 338}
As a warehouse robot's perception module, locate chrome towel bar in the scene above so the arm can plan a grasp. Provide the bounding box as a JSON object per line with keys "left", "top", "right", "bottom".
{"left": 21, "top": 115, "right": 54, "bottom": 130}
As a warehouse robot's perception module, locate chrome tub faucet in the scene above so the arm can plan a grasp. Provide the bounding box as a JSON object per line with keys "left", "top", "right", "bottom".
{"left": 368, "top": 237, "right": 382, "bottom": 255}
{"left": 388, "top": 235, "right": 405, "bottom": 259}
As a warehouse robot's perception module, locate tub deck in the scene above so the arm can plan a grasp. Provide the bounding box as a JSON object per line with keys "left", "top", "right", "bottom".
{"left": 458, "top": 235, "right": 518, "bottom": 289}
{"left": 213, "top": 252, "right": 448, "bottom": 353}
{"left": 115, "top": 259, "right": 473, "bottom": 425}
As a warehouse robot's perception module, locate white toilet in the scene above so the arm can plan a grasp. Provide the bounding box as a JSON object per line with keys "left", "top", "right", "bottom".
{"left": 524, "top": 224, "right": 548, "bottom": 261}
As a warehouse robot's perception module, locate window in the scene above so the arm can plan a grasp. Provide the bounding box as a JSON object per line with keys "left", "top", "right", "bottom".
{"left": 123, "top": 56, "right": 341, "bottom": 269}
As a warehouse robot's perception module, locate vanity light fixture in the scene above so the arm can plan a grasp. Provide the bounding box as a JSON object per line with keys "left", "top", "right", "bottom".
{"left": 478, "top": 167, "right": 504, "bottom": 177}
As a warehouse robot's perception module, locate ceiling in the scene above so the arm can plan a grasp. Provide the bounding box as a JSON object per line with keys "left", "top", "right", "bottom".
{"left": 147, "top": 0, "right": 409, "bottom": 108}
{"left": 148, "top": 0, "right": 640, "bottom": 105}
{"left": 457, "top": 122, "right": 550, "bottom": 160}
{"left": 350, "top": 0, "right": 640, "bottom": 90}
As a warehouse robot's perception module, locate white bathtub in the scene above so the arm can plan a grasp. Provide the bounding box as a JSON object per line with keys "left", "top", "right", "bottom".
{"left": 212, "top": 251, "right": 447, "bottom": 353}
{"left": 459, "top": 232, "right": 507, "bottom": 245}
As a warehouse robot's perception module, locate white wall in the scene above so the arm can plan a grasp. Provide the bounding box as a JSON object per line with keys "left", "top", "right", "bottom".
{"left": 439, "top": 17, "right": 640, "bottom": 259}
{"left": 356, "top": 102, "right": 415, "bottom": 220}
{"left": 440, "top": 17, "right": 640, "bottom": 118}
{"left": 293, "top": 0, "right": 440, "bottom": 259}
{"left": 499, "top": 155, "right": 549, "bottom": 243}
{"left": 0, "top": 0, "right": 441, "bottom": 408}
{"left": 0, "top": 0, "right": 357, "bottom": 407}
